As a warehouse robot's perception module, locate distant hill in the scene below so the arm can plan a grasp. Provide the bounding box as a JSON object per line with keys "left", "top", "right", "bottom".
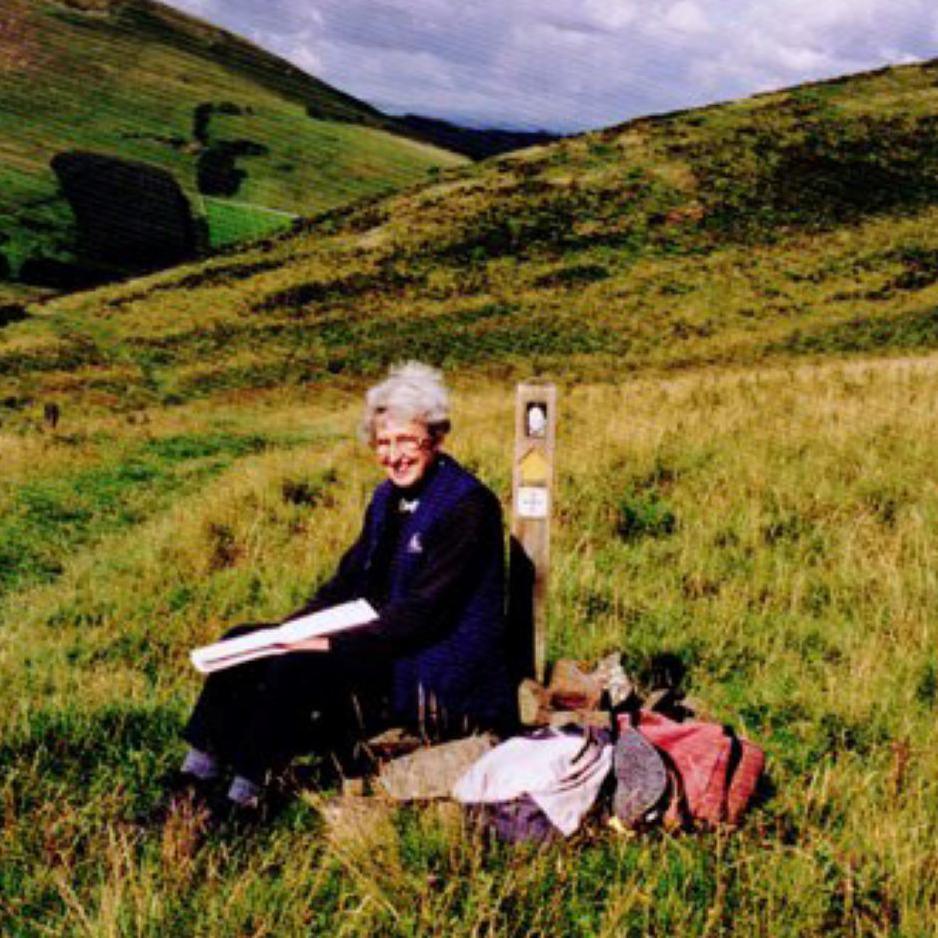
{"left": 0, "top": 0, "right": 465, "bottom": 291}
{"left": 396, "top": 115, "right": 559, "bottom": 161}
{"left": 6, "top": 57, "right": 938, "bottom": 410}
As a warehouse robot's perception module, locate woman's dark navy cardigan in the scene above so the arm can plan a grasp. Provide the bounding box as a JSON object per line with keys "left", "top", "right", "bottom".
{"left": 313, "top": 455, "right": 516, "bottom": 733}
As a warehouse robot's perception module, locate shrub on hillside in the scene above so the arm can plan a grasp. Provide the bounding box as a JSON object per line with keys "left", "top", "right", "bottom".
{"left": 18, "top": 256, "right": 104, "bottom": 291}
{"left": 58, "top": 0, "right": 115, "bottom": 9}
{"left": 615, "top": 493, "right": 677, "bottom": 541}
{"left": 50, "top": 151, "right": 199, "bottom": 271}
{"left": 887, "top": 246, "right": 938, "bottom": 291}
{"left": 682, "top": 111, "right": 938, "bottom": 237}
{"left": 434, "top": 172, "right": 685, "bottom": 265}
{"left": 281, "top": 469, "right": 338, "bottom": 508}
{"left": 192, "top": 102, "right": 214, "bottom": 145}
{"left": 533, "top": 263, "right": 609, "bottom": 288}
{"left": 196, "top": 140, "right": 269, "bottom": 197}
{"left": 253, "top": 267, "right": 419, "bottom": 314}
{"left": 0, "top": 304, "right": 28, "bottom": 328}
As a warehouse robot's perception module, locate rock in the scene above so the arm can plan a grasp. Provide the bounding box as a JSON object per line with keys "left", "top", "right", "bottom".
{"left": 547, "top": 659, "right": 604, "bottom": 711}
{"left": 547, "top": 709, "right": 611, "bottom": 729}
{"left": 378, "top": 734, "right": 496, "bottom": 801}
{"left": 518, "top": 677, "right": 551, "bottom": 725}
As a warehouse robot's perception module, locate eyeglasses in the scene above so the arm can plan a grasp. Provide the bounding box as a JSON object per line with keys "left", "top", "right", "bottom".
{"left": 373, "top": 434, "right": 430, "bottom": 456}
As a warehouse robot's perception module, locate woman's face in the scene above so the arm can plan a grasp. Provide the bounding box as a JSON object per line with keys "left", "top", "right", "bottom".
{"left": 373, "top": 414, "right": 439, "bottom": 488}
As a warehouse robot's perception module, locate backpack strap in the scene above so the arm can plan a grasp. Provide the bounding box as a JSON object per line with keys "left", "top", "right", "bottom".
{"left": 649, "top": 745, "right": 693, "bottom": 830}
{"left": 720, "top": 725, "right": 744, "bottom": 824}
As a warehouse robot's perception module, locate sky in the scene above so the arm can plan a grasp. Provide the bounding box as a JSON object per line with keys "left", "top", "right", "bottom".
{"left": 163, "top": 0, "right": 938, "bottom": 132}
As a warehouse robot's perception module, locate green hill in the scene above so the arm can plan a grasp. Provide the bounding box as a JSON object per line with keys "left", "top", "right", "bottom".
{"left": 4, "top": 57, "right": 938, "bottom": 936}
{"left": 6, "top": 56, "right": 938, "bottom": 409}
{"left": 0, "top": 0, "right": 464, "bottom": 288}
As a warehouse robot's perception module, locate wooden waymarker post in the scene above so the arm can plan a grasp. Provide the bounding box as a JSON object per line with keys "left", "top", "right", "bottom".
{"left": 511, "top": 382, "right": 556, "bottom": 683}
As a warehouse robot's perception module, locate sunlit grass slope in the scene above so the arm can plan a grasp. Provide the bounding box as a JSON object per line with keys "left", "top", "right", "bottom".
{"left": 2, "top": 360, "right": 937, "bottom": 934}
{"left": 0, "top": 0, "right": 462, "bottom": 272}
{"left": 5, "top": 58, "right": 938, "bottom": 414}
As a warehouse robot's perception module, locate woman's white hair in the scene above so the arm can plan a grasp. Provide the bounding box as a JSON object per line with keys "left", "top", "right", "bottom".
{"left": 361, "top": 361, "right": 451, "bottom": 443}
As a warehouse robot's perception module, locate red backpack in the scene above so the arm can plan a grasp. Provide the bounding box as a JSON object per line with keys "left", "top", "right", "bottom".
{"left": 620, "top": 710, "right": 765, "bottom": 829}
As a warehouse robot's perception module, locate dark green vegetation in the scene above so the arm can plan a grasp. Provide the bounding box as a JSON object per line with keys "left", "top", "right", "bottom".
{"left": 51, "top": 150, "right": 202, "bottom": 279}
{"left": 4, "top": 56, "right": 938, "bottom": 936}
{"left": 0, "top": 0, "right": 463, "bottom": 286}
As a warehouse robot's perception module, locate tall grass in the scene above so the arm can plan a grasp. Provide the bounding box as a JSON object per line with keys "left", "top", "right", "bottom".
{"left": 2, "top": 357, "right": 937, "bottom": 934}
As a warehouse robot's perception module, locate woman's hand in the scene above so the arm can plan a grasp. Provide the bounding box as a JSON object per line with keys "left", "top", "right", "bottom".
{"left": 289, "top": 636, "right": 330, "bottom": 652}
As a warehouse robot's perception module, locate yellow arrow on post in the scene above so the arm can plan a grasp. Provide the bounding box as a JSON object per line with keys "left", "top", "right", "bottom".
{"left": 519, "top": 448, "right": 550, "bottom": 485}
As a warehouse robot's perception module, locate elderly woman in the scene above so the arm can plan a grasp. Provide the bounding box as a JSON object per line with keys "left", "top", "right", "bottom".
{"left": 167, "top": 362, "right": 516, "bottom": 822}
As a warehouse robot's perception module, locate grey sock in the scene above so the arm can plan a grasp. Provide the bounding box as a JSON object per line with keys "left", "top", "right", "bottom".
{"left": 181, "top": 747, "right": 219, "bottom": 781}
{"left": 227, "top": 775, "right": 262, "bottom": 807}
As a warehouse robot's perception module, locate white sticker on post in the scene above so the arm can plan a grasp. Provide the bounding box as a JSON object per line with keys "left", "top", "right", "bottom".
{"left": 517, "top": 485, "right": 549, "bottom": 519}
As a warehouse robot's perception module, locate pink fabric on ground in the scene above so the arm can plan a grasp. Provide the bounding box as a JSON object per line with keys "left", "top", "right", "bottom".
{"left": 626, "top": 710, "right": 765, "bottom": 827}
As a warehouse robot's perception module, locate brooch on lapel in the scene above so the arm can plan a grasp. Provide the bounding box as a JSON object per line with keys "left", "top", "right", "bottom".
{"left": 406, "top": 532, "right": 424, "bottom": 554}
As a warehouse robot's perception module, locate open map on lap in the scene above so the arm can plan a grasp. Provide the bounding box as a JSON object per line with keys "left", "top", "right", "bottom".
{"left": 190, "top": 599, "right": 379, "bottom": 673}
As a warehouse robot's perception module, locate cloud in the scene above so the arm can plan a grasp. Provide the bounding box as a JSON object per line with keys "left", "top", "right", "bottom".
{"left": 162, "top": 0, "right": 937, "bottom": 131}
{"left": 664, "top": 2, "right": 711, "bottom": 36}
{"left": 166, "top": 0, "right": 215, "bottom": 15}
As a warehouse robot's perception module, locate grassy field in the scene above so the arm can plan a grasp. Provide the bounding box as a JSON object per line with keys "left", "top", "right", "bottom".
{"left": 2, "top": 361, "right": 937, "bottom": 934}
{"left": 4, "top": 53, "right": 938, "bottom": 936}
